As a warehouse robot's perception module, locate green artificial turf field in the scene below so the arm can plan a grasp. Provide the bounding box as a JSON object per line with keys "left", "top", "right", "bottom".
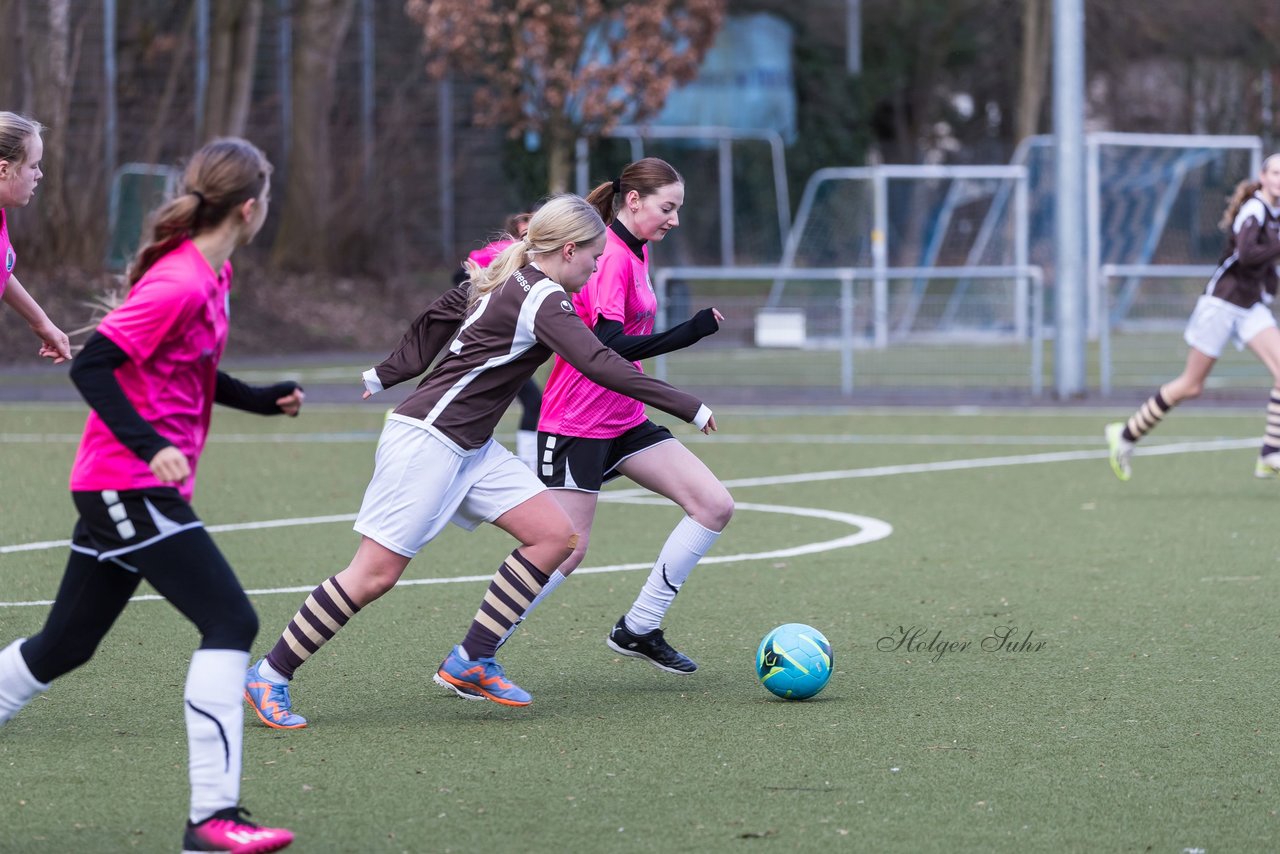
{"left": 2, "top": 403, "right": 1277, "bottom": 852}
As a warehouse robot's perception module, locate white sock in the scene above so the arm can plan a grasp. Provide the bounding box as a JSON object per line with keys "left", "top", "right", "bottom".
{"left": 624, "top": 517, "right": 721, "bottom": 634}
{"left": 256, "top": 657, "right": 289, "bottom": 685}
{"left": 497, "top": 570, "right": 567, "bottom": 648}
{"left": 185, "top": 649, "right": 249, "bottom": 823}
{"left": 516, "top": 430, "right": 538, "bottom": 471}
{"left": 0, "top": 639, "right": 50, "bottom": 725}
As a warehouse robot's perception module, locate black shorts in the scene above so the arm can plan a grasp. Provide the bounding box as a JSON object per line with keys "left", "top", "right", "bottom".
{"left": 70, "top": 487, "right": 204, "bottom": 566}
{"left": 537, "top": 420, "right": 674, "bottom": 492}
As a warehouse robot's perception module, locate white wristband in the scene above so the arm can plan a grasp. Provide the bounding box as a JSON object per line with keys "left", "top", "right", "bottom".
{"left": 692, "top": 404, "right": 712, "bottom": 430}
{"left": 361, "top": 368, "right": 384, "bottom": 395}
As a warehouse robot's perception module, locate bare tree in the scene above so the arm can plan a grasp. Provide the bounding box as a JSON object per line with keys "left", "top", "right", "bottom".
{"left": 406, "top": 0, "right": 726, "bottom": 193}
{"left": 271, "top": 0, "right": 356, "bottom": 271}
{"left": 1017, "top": 0, "right": 1051, "bottom": 142}
{"left": 22, "top": 0, "right": 94, "bottom": 266}
{"left": 0, "top": 0, "right": 29, "bottom": 109}
{"left": 202, "top": 0, "right": 262, "bottom": 139}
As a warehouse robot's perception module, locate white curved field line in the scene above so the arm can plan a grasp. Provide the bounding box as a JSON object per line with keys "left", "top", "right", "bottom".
{"left": 0, "top": 436, "right": 1254, "bottom": 608}
{"left": 0, "top": 498, "right": 889, "bottom": 608}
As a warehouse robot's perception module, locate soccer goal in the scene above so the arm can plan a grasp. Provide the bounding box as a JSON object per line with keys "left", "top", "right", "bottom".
{"left": 767, "top": 164, "right": 1033, "bottom": 343}
{"left": 106, "top": 163, "right": 180, "bottom": 272}
{"left": 1076, "top": 134, "right": 1263, "bottom": 392}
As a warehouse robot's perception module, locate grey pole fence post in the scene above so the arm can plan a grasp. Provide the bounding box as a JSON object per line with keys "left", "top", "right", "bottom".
{"left": 103, "top": 0, "right": 117, "bottom": 233}
{"left": 359, "top": 0, "right": 374, "bottom": 187}
{"left": 278, "top": 0, "right": 292, "bottom": 178}
{"left": 1053, "top": 0, "right": 1087, "bottom": 396}
{"left": 195, "top": 0, "right": 209, "bottom": 143}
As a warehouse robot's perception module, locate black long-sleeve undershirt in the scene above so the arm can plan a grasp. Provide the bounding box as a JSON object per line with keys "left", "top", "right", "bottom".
{"left": 70, "top": 332, "right": 172, "bottom": 462}
{"left": 215, "top": 373, "right": 302, "bottom": 415}
{"left": 70, "top": 331, "right": 300, "bottom": 463}
{"left": 593, "top": 308, "right": 720, "bottom": 361}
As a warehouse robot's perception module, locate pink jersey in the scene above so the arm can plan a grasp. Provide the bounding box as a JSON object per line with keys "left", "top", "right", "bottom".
{"left": 69, "top": 239, "right": 231, "bottom": 502}
{"left": 0, "top": 210, "right": 14, "bottom": 299}
{"left": 539, "top": 226, "right": 657, "bottom": 438}
{"left": 467, "top": 239, "right": 515, "bottom": 269}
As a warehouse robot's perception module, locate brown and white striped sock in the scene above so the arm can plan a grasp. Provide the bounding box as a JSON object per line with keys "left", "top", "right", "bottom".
{"left": 264, "top": 576, "right": 360, "bottom": 681}
{"left": 1260, "top": 390, "right": 1280, "bottom": 457}
{"left": 1122, "top": 390, "right": 1173, "bottom": 443}
{"left": 460, "top": 550, "right": 549, "bottom": 661}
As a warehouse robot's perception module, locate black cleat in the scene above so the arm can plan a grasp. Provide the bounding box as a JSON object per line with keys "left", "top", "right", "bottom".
{"left": 606, "top": 617, "right": 697, "bottom": 674}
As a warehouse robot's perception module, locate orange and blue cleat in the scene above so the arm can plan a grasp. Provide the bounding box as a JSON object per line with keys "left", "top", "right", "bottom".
{"left": 244, "top": 661, "right": 307, "bottom": 729}
{"left": 434, "top": 646, "right": 531, "bottom": 706}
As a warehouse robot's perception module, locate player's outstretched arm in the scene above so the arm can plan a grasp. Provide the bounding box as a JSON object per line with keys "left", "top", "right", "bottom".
{"left": 594, "top": 307, "right": 723, "bottom": 361}
{"left": 215, "top": 372, "right": 304, "bottom": 416}
{"left": 363, "top": 281, "right": 470, "bottom": 396}
{"left": 535, "top": 295, "right": 714, "bottom": 433}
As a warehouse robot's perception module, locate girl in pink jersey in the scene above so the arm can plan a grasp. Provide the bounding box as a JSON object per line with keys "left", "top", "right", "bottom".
{"left": 505, "top": 157, "right": 732, "bottom": 674}
{"left": 0, "top": 139, "right": 297, "bottom": 854}
{"left": 0, "top": 112, "right": 70, "bottom": 363}
{"left": 245, "top": 195, "right": 716, "bottom": 719}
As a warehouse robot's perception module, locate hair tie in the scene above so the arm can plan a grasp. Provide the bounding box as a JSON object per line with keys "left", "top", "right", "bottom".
{"left": 611, "top": 178, "right": 622, "bottom": 194}
{"left": 191, "top": 190, "right": 206, "bottom": 207}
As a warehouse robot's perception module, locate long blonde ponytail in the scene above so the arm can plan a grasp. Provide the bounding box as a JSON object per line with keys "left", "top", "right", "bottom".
{"left": 467, "top": 194, "right": 605, "bottom": 305}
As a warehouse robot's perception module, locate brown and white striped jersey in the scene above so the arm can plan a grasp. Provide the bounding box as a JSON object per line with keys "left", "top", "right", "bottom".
{"left": 1206, "top": 193, "right": 1280, "bottom": 308}
{"left": 375, "top": 265, "right": 707, "bottom": 453}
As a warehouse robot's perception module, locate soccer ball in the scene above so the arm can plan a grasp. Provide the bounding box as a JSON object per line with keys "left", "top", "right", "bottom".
{"left": 755, "top": 623, "right": 833, "bottom": 700}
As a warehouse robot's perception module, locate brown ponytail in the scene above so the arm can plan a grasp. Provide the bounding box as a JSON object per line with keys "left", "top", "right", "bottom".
{"left": 1220, "top": 179, "right": 1262, "bottom": 233}
{"left": 126, "top": 137, "right": 271, "bottom": 287}
{"left": 584, "top": 157, "right": 683, "bottom": 225}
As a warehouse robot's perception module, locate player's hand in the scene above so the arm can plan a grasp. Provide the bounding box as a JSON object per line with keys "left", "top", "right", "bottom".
{"left": 33, "top": 321, "right": 71, "bottom": 364}
{"left": 361, "top": 390, "right": 373, "bottom": 400}
{"left": 712, "top": 309, "right": 725, "bottom": 324}
{"left": 701, "top": 414, "right": 717, "bottom": 435}
{"left": 149, "top": 446, "right": 191, "bottom": 483}
{"left": 276, "top": 387, "right": 305, "bottom": 416}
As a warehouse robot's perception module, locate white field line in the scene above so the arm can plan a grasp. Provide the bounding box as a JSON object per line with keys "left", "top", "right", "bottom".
{"left": 0, "top": 436, "right": 1252, "bottom": 561}
{"left": 0, "top": 431, "right": 1252, "bottom": 448}
{"left": 609, "top": 437, "right": 1256, "bottom": 496}
{"left": 0, "top": 401, "right": 1271, "bottom": 417}
{"left": 0, "top": 437, "right": 1256, "bottom": 561}
{"left": 0, "top": 437, "right": 1259, "bottom": 610}
{"left": 0, "top": 499, "right": 891, "bottom": 608}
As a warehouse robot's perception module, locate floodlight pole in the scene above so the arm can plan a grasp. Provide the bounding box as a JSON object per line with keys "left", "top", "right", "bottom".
{"left": 1053, "top": 0, "right": 1087, "bottom": 397}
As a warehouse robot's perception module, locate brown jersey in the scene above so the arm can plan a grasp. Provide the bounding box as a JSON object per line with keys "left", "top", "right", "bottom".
{"left": 1205, "top": 194, "right": 1280, "bottom": 308}
{"left": 386, "top": 265, "right": 706, "bottom": 453}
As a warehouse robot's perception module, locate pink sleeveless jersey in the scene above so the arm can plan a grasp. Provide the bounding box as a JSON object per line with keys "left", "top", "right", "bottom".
{"left": 69, "top": 240, "right": 231, "bottom": 502}
{"left": 0, "top": 210, "right": 14, "bottom": 299}
{"left": 539, "top": 227, "right": 657, "bottom": 438}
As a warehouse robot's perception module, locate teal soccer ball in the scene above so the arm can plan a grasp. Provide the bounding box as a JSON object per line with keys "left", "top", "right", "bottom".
{"left": 756, "top": 623, "right": 833, "bottom": 700}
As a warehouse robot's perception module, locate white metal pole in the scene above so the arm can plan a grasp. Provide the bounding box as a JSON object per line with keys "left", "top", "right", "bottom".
{"left": 872, "top": 168, "right": 889, "bottom": 349}
{"left": 719, "top": 137, "right": 734, "bottom": 266}
{"left": 1053, "top": 0, "right": 1087, "bottom": 396}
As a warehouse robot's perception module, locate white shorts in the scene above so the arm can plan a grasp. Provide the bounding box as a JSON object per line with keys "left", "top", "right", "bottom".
{"left": 1183, "top": 295, "right": 1276, "bottom": 359}
{"left": 354, "top": 420, "right": 545, "bottom": 558}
